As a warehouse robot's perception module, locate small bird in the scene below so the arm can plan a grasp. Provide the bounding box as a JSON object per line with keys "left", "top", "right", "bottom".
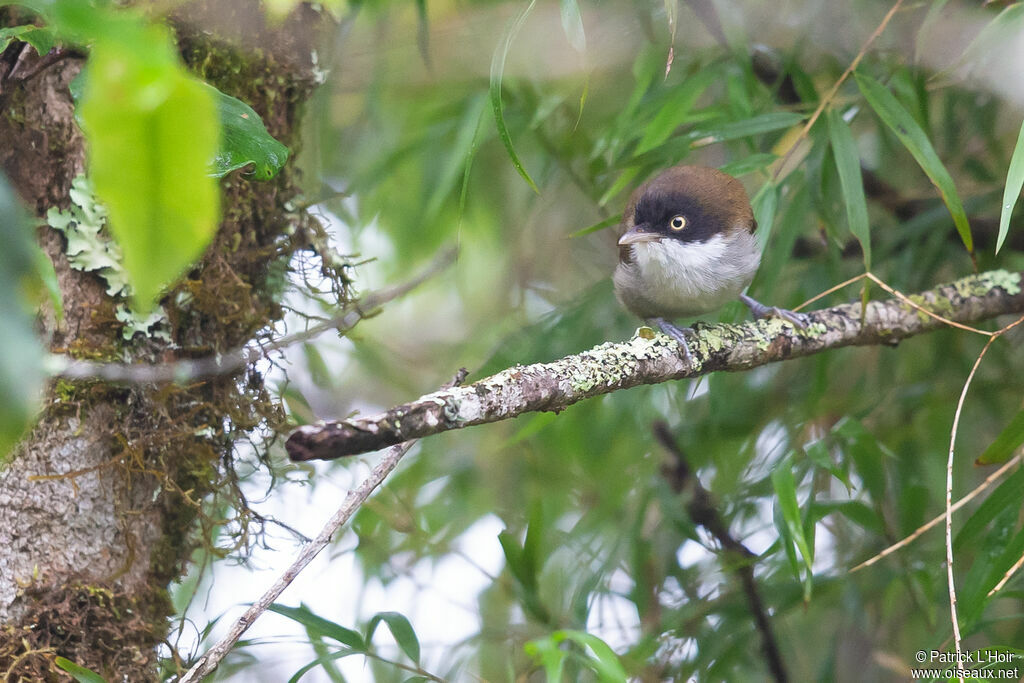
{"left": 613, "top": 164, "right": 807, "bottom": 361}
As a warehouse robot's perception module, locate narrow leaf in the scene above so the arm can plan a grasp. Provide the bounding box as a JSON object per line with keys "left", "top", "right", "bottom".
{"left": 269, "top": 603, "right": 367, "bottom": 651}
{"left": 366, "top": 611, "right": 421, "bottom": 663}
{"left": 559, "top": 0, "right": 586, "bottom": 53}
{"left": 826, "top": 107, "right": 871, "bottom": 267}
{"left": 977, "top": 409, "right": 1024, "bottom": 465}
{"left": 54, "top": 658, "right": 108, "bottom": 683}
{"left": 567, "top": 215, "right": 619, "bottom": 238}
{"left": 997, "top": 120, "right": 1024, "bottom": 254}
{"left": 855, "top": 71, "right": 972, "bottom": 252}
{"left": 634, "top": 69, "right": 715, "bottom": 155}
{"left": 772, "top": 467, "right": 814, "bottom": 572}
{"left": 489, "top": 0, "right": 541, "bottom": 194}
{"left": 557, "top": 631, "right": 629, "bottom": 681}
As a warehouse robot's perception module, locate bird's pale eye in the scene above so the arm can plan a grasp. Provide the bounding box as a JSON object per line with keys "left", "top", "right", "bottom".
{"left": 669, "top": 215, "right": 686, "bottom": 231}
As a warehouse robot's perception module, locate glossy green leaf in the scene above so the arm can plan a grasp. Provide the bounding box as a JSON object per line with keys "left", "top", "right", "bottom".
{"left": 78, "top": 23, "right": 220, "bottom": 311}
{"left": 826, "top": 107, "right": 871, "bottom": 267}
{"left": 0, "top": 175, "right": 43, "bottom": 461}
{"left": 559, "top": 0, "right": 586, "bottom": 53}
{"left": 366, "top": 611, "right": 421, "bottom": 663}
{"left": 977, "top": 409, "right": 1024, "bottom": 465}
{"left": 71, "top": 73, "right": 288, "bottom": 181}
{"left": 997, "top": 119, "right": 1024, "bottom": 254}
{"left": 207, "top": 83, "right": 289, "bottom": 179}
{"left": 269, "top": 603, "right": 367, "bottom": 651}
{"left": 54, "top": 657, "right": 108, "bottom": 683}
{"left": 855, "top": 71, "right": 973, "bottom": 252}
{"left": 489, "top": 0, "right": 541, "bottom": 194}
{"left": 0, "top": 24, "right": 57, "bottom": 55}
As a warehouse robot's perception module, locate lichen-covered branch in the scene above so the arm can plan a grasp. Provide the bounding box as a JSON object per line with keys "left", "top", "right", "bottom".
{"left": 286, "top": 270, "right": 1024, "bottom": 462}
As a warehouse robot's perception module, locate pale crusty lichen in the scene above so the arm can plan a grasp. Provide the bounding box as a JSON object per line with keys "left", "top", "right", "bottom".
{"left": 47, "top": 175, "right": 171, "bottom": 342}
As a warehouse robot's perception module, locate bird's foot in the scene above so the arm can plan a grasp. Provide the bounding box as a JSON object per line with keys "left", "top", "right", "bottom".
{"left": 647, "top": 317, "right": 695, "bottom": 363}
{"left": 739, "top": 294, "right": 809, "bottom": 328}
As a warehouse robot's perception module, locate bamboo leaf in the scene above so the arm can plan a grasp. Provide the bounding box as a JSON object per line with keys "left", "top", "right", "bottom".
{"left": 826, "top": 107, "right": 871, "bottom": 267}
{"left": 855, "top": 71, "right": 973, "bottom": 253}
{"left": 559, "top": 0, "right": 586, "bottom": 53}
{"left": 997, "top": 119, "right": 1024, "bottom": 254}
{"left": 489, "top": 0, "right": 541, "bottom": 194}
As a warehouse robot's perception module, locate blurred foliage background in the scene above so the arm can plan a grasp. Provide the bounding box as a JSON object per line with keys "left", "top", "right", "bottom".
{"left": 197, "top": 0, "right": 1024, "bottom": 680}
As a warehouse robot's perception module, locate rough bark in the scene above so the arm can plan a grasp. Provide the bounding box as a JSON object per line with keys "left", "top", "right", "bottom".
{"left": 286, "top": 269, "right": 1024, "bottom": 461}
{"left": 0, "top": 4, "right": 331, "bottom": 680}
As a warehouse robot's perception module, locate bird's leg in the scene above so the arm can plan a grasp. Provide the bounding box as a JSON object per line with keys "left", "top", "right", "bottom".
{"left": 739, "top": 293, "right": 809, "bottom": 328}
{"left": 647, "top": 317, "right": 695, "bottom": 363}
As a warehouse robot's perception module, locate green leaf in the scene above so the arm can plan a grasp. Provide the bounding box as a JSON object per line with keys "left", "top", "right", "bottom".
{"left": 826, "top": 107, "right": 871, "bottom": 268}
{"left": 751, "top": 181, "right": 778, "bottom": 251}
{"left": 997, "top": 119, "right": 1024, "bottom": 254}
{"left": 366, "top": 611, "right": 421, "bottom": 663}
{"left": 207, "top": 83, "right": 290, "bottom": 179}
{"left": 688, "top": 111, "right": 805, "bottom": 148}
{"left": 71, "top": 74, "right": 288, "bottom": 181}
{"left": 567, "top": 215, "right": 619, "bottom": 238}
{"left": 78, "top": 22, "right": 220, "bottom": 311}
{"left": 269, "top": 603, "right": 367, "bottom": 651}
{"left": 287, "top": 649, "right": 361, "bottom": 683}
{"left": 854, "top": 71, "right": 973, "bottom": 253}
{"left": 954, "top": 466, "right": 1024, "bottom": 551}
{"left": 559, "top": 0, "right": 586, "bottom": 53}
{"left": 489, "top": 0, "right": 541, "bottom": 194}
{"left": 0, "top": 175, "right": 44, "bottom": 461}
{"left": 978, "top": 409, "right": 1024, "bottom": 465}
{"left": 771, "top": 466, "right": 813, "bottom": 572}
{"left": 54, "top": 657, "right": 108, "bottom": 683}
{"left": 634, "top": 69, "right": 715, "bottom": 155}
{"left": 0, "top": 24, "right": 57, "bottom": 55}
{"left": 526, "top": 631, "right": 628, "bottom": 683}
{"left": 556, "top": 631, "right": 628, "bottom": 682}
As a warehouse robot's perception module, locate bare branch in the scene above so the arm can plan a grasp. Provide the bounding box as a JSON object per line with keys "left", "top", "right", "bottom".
{"left": 50, "top": 247, "right": 457, "bottom": 384}
{"left": 178, "top": 440, "right": 415, "bottom": 683}
{"left": 654, "top": 421, "right": 788, "bottom": 683}
{"left": 286, "top": 269, "right": 1024, "bottom": 462}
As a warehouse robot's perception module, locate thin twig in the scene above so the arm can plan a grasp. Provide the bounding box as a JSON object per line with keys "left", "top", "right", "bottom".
{"left": 866, "top": 272, "right": 991, "bottom": 336}
{"left": 179, "top": 367, "right": 467, "bottom": 681}
{"left": 653, "top": 421, "right": 788, "bottom": 683}
{"left": 772, "top": 0, "right": 905, "bottom": 182}
{"left": 988, "top": 551, "right": 1024, "bottom": 598}
{"left": 178, "top": 440, "right": 416, "bottom": 682}
{"left": 51, "top": 247, "right": 457, "bottom": 384}
{"left": 849, "top": 452, "right": 1023, "bottom": 573}
{"left": 943, "top": 313, "right": 1024, "bottom": 683}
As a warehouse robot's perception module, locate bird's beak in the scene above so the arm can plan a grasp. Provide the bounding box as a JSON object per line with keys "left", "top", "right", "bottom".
{"left": 617, "top": 222, "right": 661, "bottom": 246}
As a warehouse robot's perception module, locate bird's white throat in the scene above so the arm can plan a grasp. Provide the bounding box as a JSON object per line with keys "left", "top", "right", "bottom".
{"left": 614, "top": 232, "right": 760, "bottom": 319}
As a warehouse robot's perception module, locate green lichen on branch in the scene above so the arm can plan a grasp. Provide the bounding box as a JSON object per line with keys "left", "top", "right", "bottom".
{"left": 286, "top": 269, "right": 1024, "bottom": 462}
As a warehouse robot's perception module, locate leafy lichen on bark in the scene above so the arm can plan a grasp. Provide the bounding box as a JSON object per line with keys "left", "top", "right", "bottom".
{"left": 0, "top": 3, "right": 338, "bottom": 679}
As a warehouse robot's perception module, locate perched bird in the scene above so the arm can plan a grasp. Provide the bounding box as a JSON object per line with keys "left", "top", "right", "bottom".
{"left": 613, "top": 164, "right": 807, "bottom": 361}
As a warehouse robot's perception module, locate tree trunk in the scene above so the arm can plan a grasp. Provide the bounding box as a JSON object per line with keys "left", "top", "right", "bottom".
{"left": 0, "top": 4, "right": 329, "bottom": 679}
